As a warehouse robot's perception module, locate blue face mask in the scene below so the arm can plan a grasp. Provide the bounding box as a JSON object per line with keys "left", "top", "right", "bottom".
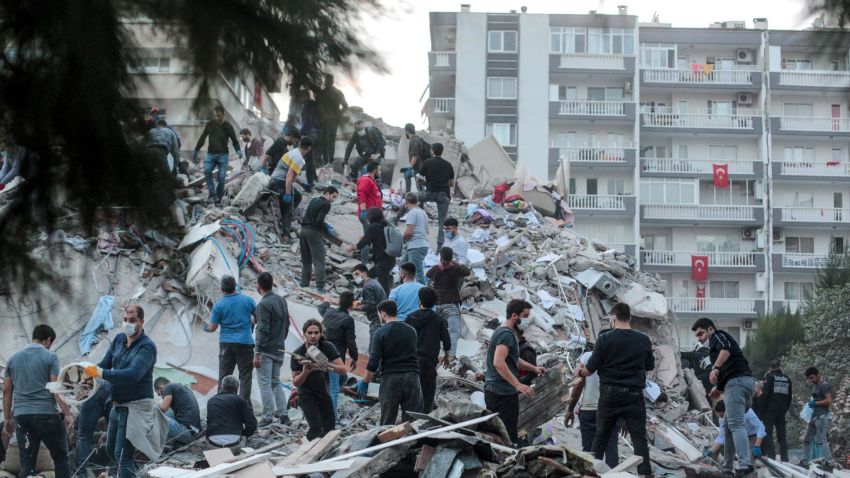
{"left": 445, "top": 231, "right": 455, "bottom": 239}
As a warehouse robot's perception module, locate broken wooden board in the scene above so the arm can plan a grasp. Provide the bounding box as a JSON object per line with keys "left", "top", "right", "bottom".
{"left": 378, "top": 422, "right": 413, "bottom": 443}
{"left": 654, "top": 423, "right": 703, "bottom": 462}
{"left": 203, "top": 448, "right": 235, "bottom": 467}
{"left": 271, "top": 460, "right": 355, "bottom": 476}
{"left": 415, "top": 445, "right": 436, "bottom": 472}
{"left": 233, "top": 461, "right": 276, "bottom": 478}
{"left": 148, "top": 453, "right": 271, "bottom": 478}
{"left": 604, "top": 456, "right": 643, "bottom": 475}
{"left": 293, "top": 429, "right": 340, "bottom": 464}
{"left": 277, "top": 438, "right": 320, "bottom": 467}
{"left": 517, "top": 365, "right": 569, "bottom": 438}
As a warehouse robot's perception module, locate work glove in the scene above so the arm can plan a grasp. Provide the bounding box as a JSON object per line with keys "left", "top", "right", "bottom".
{"left": 324, "top": 224, "right": 335, "bottom": 236}
{"left": 260, "top": 166, "right": 269, "bottom": 175}
{"left": 84, "top": 365, "right": 103, "bottom": 378}
{"left": 282, "top": 193, "right": 293, "bottom": 204}
{"left": 360, "top": 210, "right": 367, "bottom": 221}
{"left": 355, "top": 380, "right": 368, "bottom": 397}
{"left": 704, "top": 449, "right": 713, "bottom": 458}
{"left": 808, "top": 399, "right": 817, "bottom": 408}
{"left": 752, "top": 446, "right": 762, "bottom": 458}
{"left": 192, "top": 151, "right": 199, "bottom": 162}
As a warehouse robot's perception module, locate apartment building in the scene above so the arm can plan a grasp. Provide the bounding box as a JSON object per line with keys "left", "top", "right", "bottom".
{"left": 426, "top": 6, "right": 850, "bottom": 346}
{"left": 123, "top": 19, "right": 281, "bottom": 153}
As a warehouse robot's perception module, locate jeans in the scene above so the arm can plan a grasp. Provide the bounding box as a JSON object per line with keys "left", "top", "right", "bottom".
{"left": 106, "top": 406, "right": 136, "bottom": 478}
{"left": 299, "top": 391, "right": 335, "bottom": 440}
{"left": 379, "top": 372, "right": 423, "bottom": 426}
{"left": 804, "top": 413, "right": 834, "bottom": 463}
{"left": 721, "top": 434, "right": 757, "bottom": 472}
{"left": 359, "top": 216, "right": 371, "bottom": 265}
{"left": 435, "top": 304, "right": 461, "bottom": 355}
{"left": 204, "top": 153, "right": 229, "bottom": 201}
{"left": 578, "top": 409, "right": 618, "bottom": 469}
{"left": 402, "top": 247, "right": 428, "bottom": 285}
{"left": 75, "top": 385, "right": 112, "bottom": 473}
{"left": 299, "top": 226, "right": 327, "bottom": 289}
{"left": 723, "top": 375, "right": 756, "bottom": 469}
{"left": 219, "top": 342, "right": 255, "bottom": 404}
{"left": 268, "top": 179, "right": 302, "bottom": 236}
{"left": 485, "top": 391, "right": 519, "bottom": 445}
{"left": 763, "top": 409, "right": 789, "bottom": 462}
{"left": 319, "top": 122, "right": 338, "bottom": 166}
{"left": 258, "top": 354, "right": 288, "bottom": 420}
{"left": 328, "top": 371, "right": 342, "bottom": 421}
{"left": 418, "top": 358, "right": 438, "bottom": 413}
{"left": 163, "top": 410, "right": 194, "bottom": 445}
{"left": 15, "top": 414, "right": 70, "bottom": 478}
{"left": 418, "top": 191, "right": 450, "bottom": 246}
{"left": 594, "top": 386, "right": 651, "bottom": 476}
{"left": 372, "top": 259, "right": 395, "bottom": 295}
{"left": 368, "top": 320, "right": 382, "bottom": 357}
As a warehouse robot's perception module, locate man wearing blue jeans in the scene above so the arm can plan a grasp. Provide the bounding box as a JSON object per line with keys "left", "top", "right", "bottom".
{"left": 692, "top": 317, "right": 755, "bottom": 478}
{"left": 401, "top": 193, "right": 429, "bottom": 284}
{"left": 193, "top": 105, "right": 242, "bottom": 205}
{"left": 253, "top": 272, "right": 291, "bottom": 428}
{"left": 75, "top": 384, "right": 112, "bottom": 474}
{"left": 155, "top": 378, "right": 201, "bottom": 445}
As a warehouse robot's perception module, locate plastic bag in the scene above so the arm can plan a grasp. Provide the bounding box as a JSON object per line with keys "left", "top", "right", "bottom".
{"left": 800, "top": 403, "right": 814, "bottom": 423}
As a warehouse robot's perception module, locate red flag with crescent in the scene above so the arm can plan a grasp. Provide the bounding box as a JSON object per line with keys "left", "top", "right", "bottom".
{"left": 692, "top": 255, "right": 709, "bottom": 281}
{"left": 713, "top": 163, "right": 729, "bottom": 188}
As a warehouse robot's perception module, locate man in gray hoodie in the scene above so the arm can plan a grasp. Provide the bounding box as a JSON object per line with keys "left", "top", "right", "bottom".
{"left": 252, "top": 272, "right": 291, "bottom": 427}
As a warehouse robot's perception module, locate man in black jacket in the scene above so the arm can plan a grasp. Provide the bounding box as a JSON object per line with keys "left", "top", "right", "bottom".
{"left": 253, "top": 272, "right": 291, "bottom": 427}
{"left": 344, "top": 120, "right": 386, "bottom": 179}
{"left": 300, "top": 186, "right": 339, "bottom": 293}
{"left": 406, "top": 287, "right": 452, "bottom": 413}
{"left": 193, "top": 105, "right": 242, "bottom": 205}
{"left": 417, "top": 143, "right": 454, "bottom": 248}
{"left": 403, "top": 124, "right": 430, "bottom": 193}
{"left": 350, "top": 208, "right": 395, "bottom": 293}
{"left": 352, "top": 263, "right": 387, "bottom": 350}
{"left": 318, "top": 291, "right": 358, "bottom": 420}
{"left": 580, "top": 303, "right": 654, "bottom": 477}
{"left": 205, "top": 376, "right": 256, "bottom": 454}
{"left": 761, "top": 359, "right": 792, "bottom": 462}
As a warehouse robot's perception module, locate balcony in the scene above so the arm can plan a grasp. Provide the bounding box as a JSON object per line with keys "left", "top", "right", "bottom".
{"left": 771, "top": 116, "right": 850, "bottom": 137}
{"left": 669, "top": 297, "right": 761, "bottom": 318}
{"left": 549, "top": 143, "right": 637, "bottom": 170}
{"left": 550, "top": 100, "right": 636, "bottom": 121}
{"left": 642, "top": 67, "right": 760, "bottom": 90}
{"left": 428, "top": 98, "right": 455, "bottom": 117}
{"left": 773, "top": 207, "right": 850, "bottom": 226}
{"left": 604, "top": 243, "right": 638, "bottom": 256}
{"left": 773, "top": 161, "right": 850, "bottom": 181}
{"left": 642, "top": 250, "right": 764, "bottom": 272}
{"left": 641, "top": 108, "right": 762, "bottom": 134}
{"left": 642, "top": 203, "right": 764, "bottom": 225}
{"left": 428, "top": 51, "right": 456, "bottom": 70}
{"left": 771, "top": 70, "right": 850, "bottom": 91}
{"left": 641, "top": 158, "right": 761, "bottom": 179}
{"left": 772, "top": 300, "right": 805, "bottom": 314}
{"left": 568, "top": 195, "right": 636, "bottom": 216}
{"left": 550, "top": 53, "right": 635, "bottom": 73}
{"left": 772, "top": 252, "right": 830, "bottom": 272}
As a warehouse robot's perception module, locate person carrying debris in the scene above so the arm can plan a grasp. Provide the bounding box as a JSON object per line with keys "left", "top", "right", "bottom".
{"left": 351, "top": 263, "right": 387, "bottom": 349}
{"left": 356, "top": 161, "right": 383, "bottom": 263}
{"left": 318, "top": 291, "right": 359, "bottom": 421}
{"left": 761, "top": 359, "right": 791, "bottom": 462}
{"left": 356, "top": 300, "right": 423, "bottom": 425}
{"left": 144, "top": 119, "right": 181, "bottom": 177}
{"left": 316, "top": 74, "right": 348, "bottom": 167}
{"left": 299, "top": 185, "right": 340, "bottom": 293}
{"left": 85, "top": 305, "right": 165, "bottom": 478}
{"left": 350, "top": 208, "right": 396, "bottom": 293}
{"left": 205, "top": 375, "right": 257, "bottom": 454}
{"left": 262, "top": 130, "right": 299, "bottom": 174}
{"left": 239, "top": 128, "right": 264, "bottom": 166}
{"left": 579, "top": 303, "right": 653, "bottom": 477}
{"left": 416, "top": 142, "right": 454, "bottom": 248}
{"left": 268, "top": 136, "right": 312, "bottom": 239}
{"left": 801, "top": 367, "right": 836, "bottom": 470}
{"left": 403, "top": 123, "right": 430, "bottom": 193}
{"left": 400, "top": 192, "right": 429, "bottom": 284}
{"left": 154, "top": 377, "right": 201, "bottom": 445}
{"left": 691, "top": 318, "right": 756, "bottom": 477}
{"left": 707, "top": 400, "right": 766, "bottom": 472}
{"left": 390, "top": 262, "right": 425, "bottom": 321}
{"left": 252, "top": 272, "right": 291, "bottom": 428}
{"left": 3, "top": 325, "right": 73, "bottom": 478}
{"left": 426, "top": 246, "right": 470, "bottom": 355}
{"left": 193, "top": 105, "right": 242, "bottom": 205}
{"left": 406, "top": 287, "right": 452, "bottom": 413}
{"left": 343, "top": 120, "right": 386, "bottom": 180}
{"left": 204, "top": 275, "right": 257, "bottom": 404}
{"left": 442, "top": 217, "right": 469, "bottom": 265}
{"left": 484, "top": 299, "right": 546, "bottom": 445}
{"left": 291, "top": 320, "right": 347, "bottom": 439}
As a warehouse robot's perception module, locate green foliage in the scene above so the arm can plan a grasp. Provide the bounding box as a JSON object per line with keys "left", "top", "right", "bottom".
{"left": 815, "top": 249, "right": 850, "bottom": 290}
{"left": 743, "top": 309, "right": 805, "bottom": 378}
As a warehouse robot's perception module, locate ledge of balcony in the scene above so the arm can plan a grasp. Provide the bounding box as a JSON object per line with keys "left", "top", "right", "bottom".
{"left": 549, "top": 146, "right": 636, "bottom": 169}
{"left": 641, "top": 111, "right": 763, "bottom": 135}
{"left": 771, "top": 116, "right": 850, "bottom": 138}
{"left": 772, "top": 161, "right": 850, "bottom": 181}
{"left": 549, "top": 53, "right": 635, "bottom": 74}
{"left": 641, "top": 68, "right": 761, "bottom": 91}
{"left": 641, "top": 250, "right": 765, "bottom": 273}
{"left": 641, "top": 204, "right": 765, "bottom": 226}
{"left": 773, "top": 207, "right": 850, "bottom": 227}
{"left": 770, "top": 70, "right": 850, "bottom": 92}
{"left": 641, "top": 158, "right": 762, "bottom": 179}
{"left": 568, "top": 195, "right": 636, "bottom": 217}
{"left": 771, "top": 252, "right": 830, "bottom": 272}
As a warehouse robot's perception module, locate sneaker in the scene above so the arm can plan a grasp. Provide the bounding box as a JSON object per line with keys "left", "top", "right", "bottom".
{"left": 734, "top": 466, "right": 755, "bottom": 477}
{"left": 316, "top": 287, "right": 326, "bottom": 294}
{"left": 798, "top": 460, "right": 810, "bottom": 469}
{"left": 280, "top": 415, "right": 291, "bottom": 426}
{"left": 258, "top": 417, "right": 275, "bottom": 428}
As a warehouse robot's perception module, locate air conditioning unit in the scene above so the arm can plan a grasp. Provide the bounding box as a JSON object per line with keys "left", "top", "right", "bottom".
{"left": 773, "top": 230, "right": 784, "bottom": 242}
{"left": 738, "top": 93, "right": 754, "bottom": 105}
{"left": 736, "top": 48, "right": 755, "bottom": 64}
{"left": 744, "top": 319, "right": 757, "bottom": 330}
{"left": 742, "top": 228, "right": 756, "bottom": 240}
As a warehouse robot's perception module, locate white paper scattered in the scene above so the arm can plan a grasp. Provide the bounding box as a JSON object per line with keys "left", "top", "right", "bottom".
{"left": 472, "top": 268, "right": 487, "bottom": 280}
{"left": 535, "top": 253, "right": 561, "bottom": 263}
{"left": 494, "top": 235, "right": 510, "bottom": 248}
{"left": 536, "top": 290, "right": 560, "bottom": 309}
{"left": 469, "top": 229, "right": 491, "bottom": 243}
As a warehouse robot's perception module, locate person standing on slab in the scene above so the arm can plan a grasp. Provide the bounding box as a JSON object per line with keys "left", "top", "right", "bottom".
{"left": 268, "top": 136, "right": 312, "bottom": 239}
{"left": 291, "top": 320, "right": 346, "bottom": 439}
{"left": 426, "top": 246, "right": 470, "bottom": 355}
{"left": 299, "top": 186, "right": 339, "bottom": 293}
{"left": 580, "top": 303, "right": 654, "bottom": 477}
{"left": 318, "top": 291, "right": 359, "bottom": 421}
{"left": 761, "top": 359, "right": 792, "bottom": 462}
{"left": 352, "top": 263, "right": 387, "bottom": 351}
{"left": 350, "top": 208, "right": 395, "bottom": 294}
{"left": 356, "top": 162, "right": 383, "bottom": 264}
{"left": 801, "top": 367, "right": 836, "bottom": 470}
{"left": 416, "top": 142, "right": 454, "bottom": 249}
{"left": 253, "top": 272, "right": 291, "bottom": 427}
{"left": 193, "top": 105, "right": 242, "bottom": 205}
{"left": 400, "top": 193, "right": 429, "bottom": 284}
{"left": 405, "top": 287, "right": 452, "bottom": 413}
{"left": 389, "top": 262, "right": 425, "bottom": 322}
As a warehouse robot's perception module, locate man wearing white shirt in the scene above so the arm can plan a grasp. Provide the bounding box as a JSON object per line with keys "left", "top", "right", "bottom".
{"left": 442, "top": 217, "right": 469, "bottom": 265}
{"left": 708, "top": 400, "right": 766, "bottom": 473}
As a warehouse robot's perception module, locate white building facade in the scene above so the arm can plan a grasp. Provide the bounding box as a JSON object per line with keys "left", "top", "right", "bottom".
{"left": 427, "top": 7, "right": 850, "bottom": 346}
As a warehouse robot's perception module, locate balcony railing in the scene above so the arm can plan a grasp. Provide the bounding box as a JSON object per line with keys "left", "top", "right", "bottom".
{"left": 559, "top": 53, "right": 626, "bottom": 70}
{"left": 782, "top": 253, "right": 830, "bottom": 268}
{"left": 779, "top": 70, "right": 850, "bottom": 88}
{"left": 569, "top": 195, "right": 628, "bottom": 210}
{"left": 430, "top": 98, "right": 454, "bottom": 114}
{"left": 669, "top": 297, "right": 757, "bottom": 314}
{"left": 644, "top": 68, "right": 756, "bottom": 85}
{"left": 780, "top": 207, "right": 850, "bottom": 223}
{"left": 777, "top": 116, "right": 850, "bottom": 132}
{"left": 553, "top": 143, "right": 636, "bottom": 163}
{"left": 643, "top": 204, "right": 756, "bottom": 221}
{"left": 777, "top": 300, "right": 804, "bottom": 314}
{"left": 779, "top": 161, "right": 850, "bottom": 176}
{"left": 642, "top": 108, "right": 759, "bottom": 129}
{"left": 432, "top": 51, "right": 454, "bottom": 67}
{"left": 641, "top": 158, "right": 756, "bottom": 175}
{"left": 643, "top": 250, "right": 756, "bottom": 267}
{"left": 558, "top": 100, "right": 627, "bottom": 116}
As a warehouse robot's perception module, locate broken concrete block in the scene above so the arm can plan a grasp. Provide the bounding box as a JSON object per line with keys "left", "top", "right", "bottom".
{"left": 232, "top": 171, "right": 270, "bottom": 210}
{"left": 616, "top": 282, "right": 668, "bottom": 320}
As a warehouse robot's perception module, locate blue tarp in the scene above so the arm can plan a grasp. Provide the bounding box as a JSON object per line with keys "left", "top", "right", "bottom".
{"left": 79, "top": 295, "right": 115, "bottom": 355}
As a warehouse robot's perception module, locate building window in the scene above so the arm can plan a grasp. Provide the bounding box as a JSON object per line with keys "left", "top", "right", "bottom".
{"left": 784, "top": 103, "right": 813, "bottom": 117}
{"left": 709, "top": 145, "right": 739, "bottom": 160}
{"left": 588, "top": 28, "right": 634, "bottom": 55}
{"left": 569, "top": 178, "right": 576, "bottom": 195}
{"left": 784, "top": 146, "right": 815, "bottom": 164}
{"left": 486, "top": 77, "right": 517, "bottom": 99}
{"left": 697, "top": 235, "right": 741, "bottom": 253}
{"left": 785, "top": 236, "right": 815, "bottom": 253}
{"left": 143, "top": 56, "right": 171, "bottom": 73}
{"left": 550, "top": 27, "right": 586, "bottom": 54}
{"left": 784, "top": 191, "right": 814, "bottom": 207}
{"left": 640, "top": 178, "right": 696, "bottom": 204}
{"left": 640, "top": 43, "right": 676, "bottom": 68}
{"left": 784, "top": 282, "right": 814, "bottom": 300}
{"left": 607, "top": 179, "right": 625, "bottom": 195}
{"left": 783, "top": 59, "right": 812, "bottom": 70}
{"left": 488, "top": 31, "right": 518, "bottom": 53}
{"left": 709, "top": 281, "right": 739, "bottom": 299}
{"left": 486, "top": 123, "right": 517, "bottom": 146}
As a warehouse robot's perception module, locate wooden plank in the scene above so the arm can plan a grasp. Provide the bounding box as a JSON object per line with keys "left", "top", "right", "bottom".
{"left": 278, "top": 438, "right": 320, "bottom": 467}
{"left": 270, "top": 460, "right": 355, "bottom": 476}
{"left": 377, "top": 422, "right": 413, "bottom": 443}
{"left": 414, "top": 445, "right": 436, "bottom": 472}
{"left": 233, "top": 462, "right": 277, "bottom": 478}
{"left": 293, "top": 430, "right": 340, "bottom": 464}
{"left": 655, "top": 423, "right": 702, "bottom": 462}
{"left": 604, "top": 456, "right": 643, "bottom": 475}
{"left": 203, "top": 448, "right": 235, "bottom": 467}
{"left": 154, "top": 453, "right": 270, "bottom": 478}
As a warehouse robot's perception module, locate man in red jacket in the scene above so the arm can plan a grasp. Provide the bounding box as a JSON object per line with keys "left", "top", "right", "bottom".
{"left": 357, "top": 162, "right": 383, "bottom": 263}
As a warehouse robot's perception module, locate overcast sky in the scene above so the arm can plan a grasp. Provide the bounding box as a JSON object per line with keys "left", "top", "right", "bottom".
{"left": 274, "top": 0, "right": 816, "bottom": 127}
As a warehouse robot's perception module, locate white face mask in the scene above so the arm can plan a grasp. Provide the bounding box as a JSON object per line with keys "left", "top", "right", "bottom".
{"left": 353, "top": 275, "right": 364, "bottom": 285}
{"left": 123, "top": 321, "right": 138, "bottom": 337}
{"left": 516, "top": 315, "right": 532, "bottom": 331}
{"left": 358, "top": 129, "right": 366, "bottom": 137}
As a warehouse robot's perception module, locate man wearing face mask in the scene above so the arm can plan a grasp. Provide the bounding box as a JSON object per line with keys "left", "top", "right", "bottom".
{"left": 442, "top": 217, "right": 469, "bottom": 265}
{"left": 484, "top": 299, "right": 545, "bottom": 445}
{"left": 84, "top": 305, "right": 166, "bottom": 478}
{"left": 351, "top": 263, "right": 387, "bottom": 350}
{"left": 343, "top": 120, "right": 386, "bottom": 180}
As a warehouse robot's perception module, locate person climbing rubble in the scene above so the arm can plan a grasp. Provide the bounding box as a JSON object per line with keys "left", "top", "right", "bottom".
{"left": 154, "top": 377, "right": 201, "bottom": 446}
{"left": 299, "top": 185, "right": 340, "bottom": 293}
{"left": 205, "top": 375, "right": 256, "bottom": 455}
{"left": 262, "top": 130, "right": 299, "bottom": 174}
{"left": 706, "top": 400, "right": 766, "bottom": 474}
{"left": 416, "top": 142, "right": 454, "bottom": 248}
{"left": 403, "top": 123, "right": 430, "bottom": 193}
{"left": 761, "top": 359, "right": 792, "bottom": 462}
{"left": 442, "top": 217, "right": 468, "bottom": 265}
{"left": 349, "top": 208, "right": 395, "bottom": 293}
{"left": 193, "top": 105, "right": 242, "bottom": 206}
{"left": 268, "top": 136, "right": 312, "bottom": 239}
{"left": 389, "top": 262, "right": 425, "bottom": 321}
{"left": 801, "top": 367, "right": 836, "bottom": 471}
{"left": 351, "top": 263, "right": 387, "bottom": 350}
{"left": 253, "top": 272, "right": 291, "bottom": 428}
{"left": 405, "top": 287, "right": 452, "bottom": 413}
{"left": 343, "top": 120, "right": 385, "bottom": 180}
{"left": 400, "top": 193, "right": 429, "bottom": 284}
{"left": 239, "top": 128, "right": 264, "bottom": 166}
{"left": 356, "top": 162, "right": 383, "bottom": 264}
{"left": 318, "top": 291, "right": 359, "bottom": 421}
{"left": 426, "top": 246, "right": 470, "bottom": 355}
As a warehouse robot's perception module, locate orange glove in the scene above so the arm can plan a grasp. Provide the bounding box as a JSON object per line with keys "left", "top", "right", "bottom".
{"left": 84, "top": 365, "right": 102, "bottom": 378}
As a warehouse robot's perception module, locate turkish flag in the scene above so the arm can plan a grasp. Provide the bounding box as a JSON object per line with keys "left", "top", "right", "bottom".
{"left": 692, "top": 255, "right": 709, "bottom": 281}
{"left": 713, "top": 163, "right": 729, "bottom": 188}
{"left": 253, "top": 81, "right": 263, "bottom": 108}
{"left": 696, "top": 284, "right": 706, "bottom": 310}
